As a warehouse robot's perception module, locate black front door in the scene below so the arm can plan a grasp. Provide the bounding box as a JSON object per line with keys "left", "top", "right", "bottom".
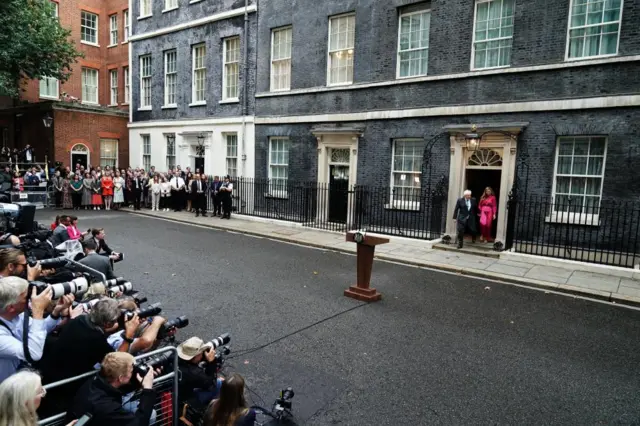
{"left": 328, "top": 165, "right": 349, "bottom": 223}
{"left": 195, "top": 157, "right": 204, "bottom": 174}
{"left": 71, "top": 153, "right": 88, "bottom": 170}
{"left": 465, "top": 169, "right": 502, "bottom": 238}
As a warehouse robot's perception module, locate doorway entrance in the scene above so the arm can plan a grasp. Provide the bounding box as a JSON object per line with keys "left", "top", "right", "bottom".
{"left": 195, "top": 157, "right": 204, "bottom": 174}
{"left": 465, "top": 169, "right": 501, "bottom": 239}
{"left": 328, "top": 164, "right": 349, "bottom": 223}
{"left": 70, "top": 144, "right": 89, "bottom": 170}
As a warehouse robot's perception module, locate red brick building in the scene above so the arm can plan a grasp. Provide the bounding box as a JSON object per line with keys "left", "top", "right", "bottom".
{"left": 0, "top": 0, "right": 130, "bottom": 170}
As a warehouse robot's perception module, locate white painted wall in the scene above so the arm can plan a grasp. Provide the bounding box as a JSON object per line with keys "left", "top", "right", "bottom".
{"left": 128, "top": 118, "right": 255, "bottom": 178}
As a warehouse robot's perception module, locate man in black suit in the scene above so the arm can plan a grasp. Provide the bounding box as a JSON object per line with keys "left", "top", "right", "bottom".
{"left": 78, "top": 239, "right": 116, "bottom": 281}
{"left": 210, "top": 176, "right": 222, "bottom": 217}
{"left": 191, "top": 173, "right": 207, "bottom": 217}
{"left": 453, "top": 190, "right": 478, "bottom": 249}
{"left": 131, "top": 172, "right": 143, "bottom": 210}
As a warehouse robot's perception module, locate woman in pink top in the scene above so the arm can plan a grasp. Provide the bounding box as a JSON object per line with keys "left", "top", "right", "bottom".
{"left": 66, "top": 216, "right": 88, "bottom": 240}
{"left": 478, "top": 187, "right": 497, "bottom": 242}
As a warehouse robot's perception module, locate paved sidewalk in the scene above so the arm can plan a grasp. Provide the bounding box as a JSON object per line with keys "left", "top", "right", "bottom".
{"left": 126, "top": 208, "right": 640, "bottom": 307}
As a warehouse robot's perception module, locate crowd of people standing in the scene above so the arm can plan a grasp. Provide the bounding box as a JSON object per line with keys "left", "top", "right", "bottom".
{"left": 48, "top": 164, "right": 234, "bottom": 219}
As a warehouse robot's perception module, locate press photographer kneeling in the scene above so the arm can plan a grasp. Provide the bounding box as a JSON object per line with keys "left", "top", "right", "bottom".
{"left": 0, "top": 276, "right": 74, "bottom": 382}
{"left": 67, "top": 352, "right": 157, "bottom": 426}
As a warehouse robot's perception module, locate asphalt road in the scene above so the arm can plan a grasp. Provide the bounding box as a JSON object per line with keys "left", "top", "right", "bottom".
{"left": 36, "top": 210, "right": 640, "bottom": 425}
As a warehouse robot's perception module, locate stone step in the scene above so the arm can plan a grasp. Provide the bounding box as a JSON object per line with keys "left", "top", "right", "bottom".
{"left": 433, "top": 242, "right": 500, "bottom": 258}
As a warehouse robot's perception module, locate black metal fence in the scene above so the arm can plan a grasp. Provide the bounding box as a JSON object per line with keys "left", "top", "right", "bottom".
{"left": 509, "top": 195, "right": 640, "bottom": 268}
{"left": 215, "top": 178, "right": 447, "bottom": 241}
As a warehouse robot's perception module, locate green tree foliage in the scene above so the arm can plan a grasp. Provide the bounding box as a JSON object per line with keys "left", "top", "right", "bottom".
{"left": 0, "top": 0, "right": 83, "bottom": 97}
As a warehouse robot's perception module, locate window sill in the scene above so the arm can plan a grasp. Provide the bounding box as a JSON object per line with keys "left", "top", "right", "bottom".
{"left": 107, "top": 44, "right": 118, "bottom": 48}
{"left": 470, "top": 64, "right": 510, "bottom": 72}
{"left": 326, "top": 81, "right": 353, "bottom": 87}
{"left": 545, "top": 214, "right": 600, "bottom": 226}
{"left": 189, "top": 0, "right": 204, "bottom": 3}
{"left": 137, "top": 14, "right": 152, "bottom": 21}
{"left": 137, "top": 106, "right": 152, "bottom": 111}
{"left": 108, "top": 103, "right": 119, "bottom": 107}
{"left": 269, "top": 88, "right": 291, "bottom": 93}
{"left": 161, "top": 105, "right": 177, "bottom": 110}
{"left": 80, "top": 41, "right": 100, "bottom": 47}
{"left": 565, "top": 53, "right": 618, "bottom": 62}
{"left": 396, "top": 73, "right": 427, "bottom": 80}
{"left": 162, "top": 7, "right": 179, "bottom": 13}
{"left": 81, "top": 101, "right": 99, "bottom": 106}
{"left": 121, "top": 41, "right": 129, "bottom": 45}
{"left": 39, "top": 95, "right": 59, "bottom": 101}
{"left": 264, "top": 192, "right": 288, "bottom": 200}
{"left": 384, "top": 203, "right": 421, "bottom": 212}
{"left": 219, "top": 99, "right": 239, "bottom": 104}
{"left": 189, "top": 101, "right": 206, "bottom": 107}
{"left": 122, "top": 102, "right": 129, "bottom": 106}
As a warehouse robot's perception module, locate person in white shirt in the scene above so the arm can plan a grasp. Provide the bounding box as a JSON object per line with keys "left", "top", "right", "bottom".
{"left": 219, "top": 175, "right": 233, "bottom": 219}
{"left": 170, "top": 173, "right": 186, "bottom": 212}
{"left": 160, "top": 176, "right": 172, "bottom": 212}
{"left": 0, "top": 277, "right": 74, "bottom": 383}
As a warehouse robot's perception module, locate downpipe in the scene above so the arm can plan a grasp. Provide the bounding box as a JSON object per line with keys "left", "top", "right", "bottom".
{"left": 241, "top": 0, "right": 249, "bottom": 176}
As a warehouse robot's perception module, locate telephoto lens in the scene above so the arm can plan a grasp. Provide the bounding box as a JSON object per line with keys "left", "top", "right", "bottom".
{"left": 103, "top": 277, "right": 128, "bottom": 287}
{"left": 132, "top": 351, "right": 174, "bottom": 382}
{"left": 107, "top": 281, "right": 133, "bottom": 294}
{"left": 71, "top": 297, "right": 101, "bottom": 311}
{"left": 28, "top": 256, "right": 69, "bottom": 269}
{"left": 119, "top": 302, "right": 162, "bottom": 327}
{"left": 130, "top": 293, "right": 148, "bottom": 306}
{"left": 158, "top": 315, "right": 189, "bottom": 338}
{"left": 207, "top": 333, "right": 231, "bottom": 350}
{"left": 30, "top": 277, "right": 90, "bottom": 299}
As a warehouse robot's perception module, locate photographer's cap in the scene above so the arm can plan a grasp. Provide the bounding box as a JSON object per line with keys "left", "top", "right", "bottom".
{"left": 177, "top": 337, "right": 212, "bottom": 361}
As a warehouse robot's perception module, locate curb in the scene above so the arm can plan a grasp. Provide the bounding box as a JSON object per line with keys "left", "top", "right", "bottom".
{"left": 126, "top": 210, "right": 640, "bottom": 309}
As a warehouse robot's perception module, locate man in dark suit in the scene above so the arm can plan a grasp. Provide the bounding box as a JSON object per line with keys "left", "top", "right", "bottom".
{"left": 210, "top": 176, "right": 222, "bottom": 217}
{"left": 131, "top": 172, "right": 143, "bottom": 210}
{"left": 453, "top": 190, "right": 478, "bottom": 249}
{"left": 49, "top": 215, "right": 71, "bottom": 248}
{"left": 78, "top": 239, "right": 116, "bottom": 281}
{"left": 191, "top": 173, "right": 207, "bottom": 217}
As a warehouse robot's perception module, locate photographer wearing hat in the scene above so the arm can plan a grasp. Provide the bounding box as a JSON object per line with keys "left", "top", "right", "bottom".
{"left": 67, "top": 352, "right": 156, "bottom": 426}
{"left": 177, "top": 337, "right": 222, "bottom": 409}
{"left": 0, "top": 277, "right": 73, "bottom": 382}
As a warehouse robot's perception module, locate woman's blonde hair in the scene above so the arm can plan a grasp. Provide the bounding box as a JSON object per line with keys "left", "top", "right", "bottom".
{"left": 0, "top": 370, "right": 42, "bottom": 426}
{"left": 481, "top": 186, "right": 494, "bottom": 200}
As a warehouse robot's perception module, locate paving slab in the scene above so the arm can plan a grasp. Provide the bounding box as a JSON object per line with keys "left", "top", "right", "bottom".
{"left": 486, "top": 262, "right": 531, "bottom": 277}
{"left": 617, "top": 285, "right": 640, "bottom": 298}
{"left": 619, "top": 278, "right": 640, "bottom": 290}
{"left": 525, "top": 265, "right": 572, "bottom": 284}
{"left": 567, "top": 271, "right": 621, "bottom": 293}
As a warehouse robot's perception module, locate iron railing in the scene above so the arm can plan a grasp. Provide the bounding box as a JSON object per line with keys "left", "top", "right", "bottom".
{"left": 509, "top": 195, "right": 640, "bottom": 268}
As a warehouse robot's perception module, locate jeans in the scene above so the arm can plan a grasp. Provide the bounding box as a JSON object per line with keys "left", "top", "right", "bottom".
{"left": 122, "top": 392, "right": 157, "bottom": 423}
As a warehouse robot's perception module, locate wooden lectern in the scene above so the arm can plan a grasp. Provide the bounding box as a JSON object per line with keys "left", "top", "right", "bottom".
{"left": 344, "top": 231, "right": 389, "bottom": 302}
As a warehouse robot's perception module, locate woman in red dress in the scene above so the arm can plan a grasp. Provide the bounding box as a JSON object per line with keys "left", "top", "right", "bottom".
{"left": 101, "top": 171, "right": 114, "bottom": 211}
{"left": 478, "top": 187, "right": 497, "bottom": 243}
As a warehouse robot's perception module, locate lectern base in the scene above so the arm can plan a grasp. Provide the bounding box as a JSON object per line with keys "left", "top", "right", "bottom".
{"left": 344, "top": 285, "right": 382, "bottom": 302}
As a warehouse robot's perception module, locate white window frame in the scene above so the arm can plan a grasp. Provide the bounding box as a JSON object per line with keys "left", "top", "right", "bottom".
{"left": 225, "top": 134, "right": 238, "bottom": 177}
{"left": 39, "top": 77, "right": 59, "bottom": 100}
{"left": 192, "top": 44, "right": 207, "bottom": 104}
{"left": 52, "top": 2, "right": 59, "bottom": 18}
{"left": 139, "top": 55, "right": 152, "bottom": 109}
{"left": 565, "top": 0, "right": 624, "bottom": 61}
{"left": 470, "top": 0, "right": 515, "bottom": 71}
{"left": 549, "top": 136, "right": 608, "bottom": 225}
{"left": 163, "top": 0, "right": 179, "bottom": 12}
{"left": 327, "top": 13, "right": 356, "bottom": 86}
{"left": 389, "top": 139, "right": 425, "bottom": 210}
{"left": 164, "top": 50, "right": 177, "bottom": 107}
{"left": 123, "top": 66, "right": 130, "bottom": 104}
{"left": 124, "top": 10, "right": 129, "bottom": 42}
{"left": 139, "top": 0, "right": 152, "bottom": 18}
{"left": 268, "top": 137, "right": 290, "bottom": 198}
{"left": 80, "top": 11, "right": 99, "bottom": 46}
{"left": 81, "top": 68, "right": 99, "bottom": 105}
{"left": 142, "top": 135, "right": 151, "bottom": 171}
{"left": 270, "top": 26, "right": 292, "bottom": 92}
{"left": 99, "top": 139, "right": 119, "bottom": 168}
{"left": 222, "top": 37, "right": 240, "bottom": 101}
{"left": 109, "top": 69, "right": 118, "bottom": 105}
{"left": 109, "top": 14, "right": 118, "bottom": 46}
{"left": 166, "top": 134, "right": 176, "bottom": 170}
{"left": 396, "top": 9, "right": 431, "bottom": 79}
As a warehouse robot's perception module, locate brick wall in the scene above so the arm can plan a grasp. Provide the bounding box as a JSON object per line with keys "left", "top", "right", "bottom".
{"left": 21, "top": 0, "right": 130, "bottom": 109}
{"left": 53, "top": 106, "right": 129, "bottom": 168}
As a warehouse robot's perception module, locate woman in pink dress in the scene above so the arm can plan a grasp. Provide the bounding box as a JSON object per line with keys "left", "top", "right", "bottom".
{"left": 66, "top": 216, "right": 86, "bottom": 240}
{"left": 478, "top": 187, "right": 497, "bottom": 243}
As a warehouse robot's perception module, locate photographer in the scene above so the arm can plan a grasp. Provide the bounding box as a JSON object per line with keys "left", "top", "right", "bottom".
{"left": 177, "top": 337, "right": 222, "bottom": 409}
{"left": 105, "top": 298, "right": 167, "bottom": 355}
{"left": 0, "top": 277, "right": 74, "bottom": 382}
{"left": 0, "top": 248, "right": 42, "bottom": 281}
{"left": 90, "top": 228, "right": 122, "bottom": 263}
{"left": 78, "top": 239, "right": 116, "bottom": 281}
{"left": 41, "top": 299, "right": 140, "bottom": 384}
{"left": 67, "top": 352, "right": 156, "bottom": 426}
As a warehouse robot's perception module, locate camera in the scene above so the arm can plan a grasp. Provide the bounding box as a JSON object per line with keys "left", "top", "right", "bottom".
{"left": 132, "top": 351, "right": 174, "bottom": 379}
{"left": 103, "top": 277, "right": 128, "bottom": 287}
{"left": 30, "top": 276, "right": 89, "bottom": 299}
{"left": 206, "top": 333, "right": 231, "bottom": 350}
{"left": 274, "top": 387, "right": 295, "bottom": 418}
{"left": 28, "top": 256, "right": 69, "bottom": 269}
{"left": 129, "top": 292, "right": 148, "bottom": 306}
{"left": 107, "top": 281, "right": 133, "bottom": 294}
{"left": 71, "top": 297, "right": 101, "bottom": 311}
{"left": 118, "top": 302, "right": 162, "bottom": 327}
{"left": 158, "top": 315, "right": 189, "bottom": 338}
{"left": 213, "top": 345, "right": 231, "bottom": 371}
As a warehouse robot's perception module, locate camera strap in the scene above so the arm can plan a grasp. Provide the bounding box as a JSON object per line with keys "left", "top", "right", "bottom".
{"left": 22, "top": 307, "right": 36, "bottom": 365}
